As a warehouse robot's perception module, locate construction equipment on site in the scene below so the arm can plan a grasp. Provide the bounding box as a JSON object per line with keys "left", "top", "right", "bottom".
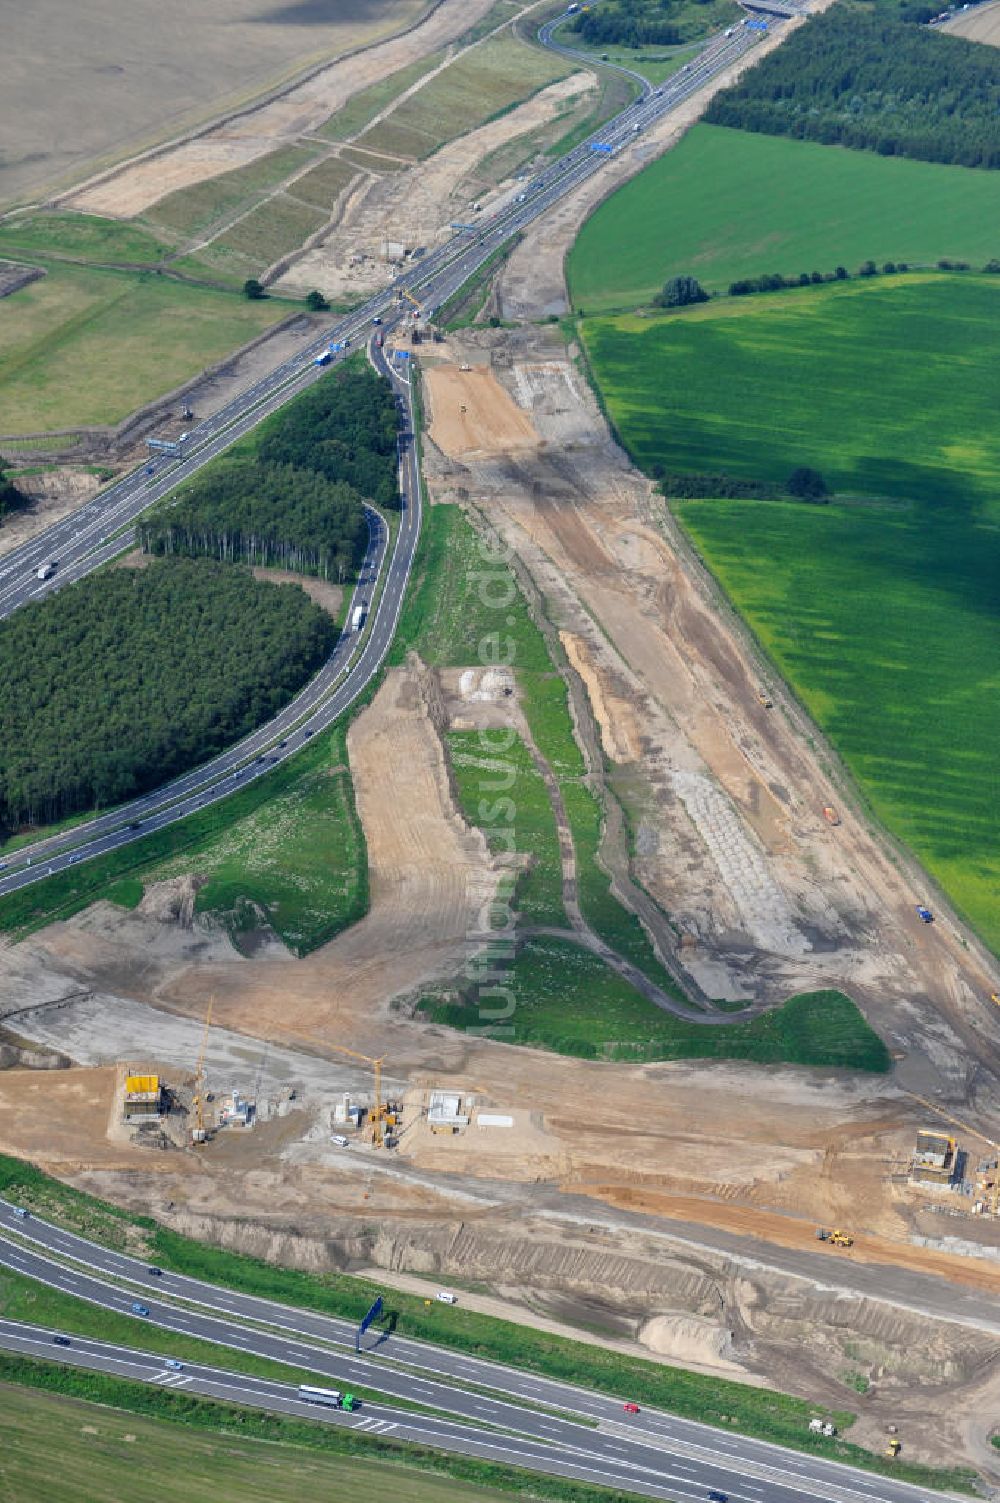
{"left": 905, "top": 1092, "right": 1000, "bottom": 1215}
{"left": 991, "top": 992, "right": 1000, "bottom": 1007}
{"left": 829, "top": 1229, "right": 854, "bottom": 1247}
{"left": 191, "top": 998, "right": 213, "bottom": 1146}
{"left": 815, "top": 1227, "right": 829, "bottom": 1241}
{"left": 822, "top": 806, "right": 840, "bottom": 826}
{"left": 757, "top": 689, "right": 773, "bottom": 708}
{"left": 885, "top": 1438, "right": 901, "bottom": 1458}
{"left": 327, "top": 1044, "right": 394, "bottom": 1146}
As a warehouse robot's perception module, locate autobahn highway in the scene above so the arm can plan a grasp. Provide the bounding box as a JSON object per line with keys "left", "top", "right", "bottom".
{"left": 0, "top": 11, "right": 771, "bottom": 900}
{"left": 0, "top": 1200, "right": 947, "bottom": 1503}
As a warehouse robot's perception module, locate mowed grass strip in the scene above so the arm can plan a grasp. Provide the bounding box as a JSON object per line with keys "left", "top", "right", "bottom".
{"left": 319, "top": 51, "right": 446, "bottom": 140}
{"left": 0, "top": 261, "right": 285, "bottom": 433}
{"left": 448, "top": 730, "right": 567, "bottom": 926}
{"left": 142, "top": 144, "right": 317, "bottom": 238}
{"left": 424, "top": 938, "right": 890, "bottom": 1068}
{"left": 567, "top": 123, "right": 1000, "bottom": 311}
{"left": 580, "top": 276, "right": 1000, "bottom": 952}
{"left": 358, "top": 33, "right": 573, "bottom": 161}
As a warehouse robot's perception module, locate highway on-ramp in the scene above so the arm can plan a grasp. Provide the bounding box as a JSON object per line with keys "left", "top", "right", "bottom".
{"left": 0, "top": 1200, "right": 949, "bottom": 1503}
{"left": 0, "top": 14, "right": 770, "bottom": 901}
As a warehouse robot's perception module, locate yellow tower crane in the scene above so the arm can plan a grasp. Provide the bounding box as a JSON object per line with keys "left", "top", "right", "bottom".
{"left": 191, "top": 997, "right": 213, "bottom": 1146}
{"left": 328, "top": 1044, "right": 390, "bottom": 1146}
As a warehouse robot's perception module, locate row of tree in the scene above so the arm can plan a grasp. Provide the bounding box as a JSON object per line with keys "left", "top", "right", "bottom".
{"left": 139, "top": 459, "right": 367, "bottom": 581}
{"left": 706, "top": 7, "right": 1000, "bottom": 170}
{"left": 0, "top": 559, "right": 335, "bottom": 830}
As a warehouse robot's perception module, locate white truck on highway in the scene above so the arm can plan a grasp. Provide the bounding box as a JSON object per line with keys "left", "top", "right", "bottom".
{"left": 351, "top": 605, "right": 366, "bottom": 632}
{"left": 35, "top": 561, "right": 56, "bottom": 581}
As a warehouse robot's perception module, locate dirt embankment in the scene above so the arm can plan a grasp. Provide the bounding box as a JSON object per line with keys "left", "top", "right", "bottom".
{"left": 63, "top": 0, "right": 501, "bottom": 218}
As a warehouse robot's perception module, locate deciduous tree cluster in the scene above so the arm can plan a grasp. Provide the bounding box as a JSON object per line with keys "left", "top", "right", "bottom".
{"left": 706, "top": 7, "right": 1000, "bottom": 169}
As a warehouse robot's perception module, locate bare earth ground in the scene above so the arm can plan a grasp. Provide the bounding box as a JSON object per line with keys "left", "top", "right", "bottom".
{"left": 275, "top": 72, "right": 596, "bottom": 303}
{"left": 3, "top": 0, "right": 431, "bottom": 208}
{"left": 65, "top": 0, "right": 500, "bottom": 218}
{"left": 942, "top": 0, "right": 1000, "bottom": 44}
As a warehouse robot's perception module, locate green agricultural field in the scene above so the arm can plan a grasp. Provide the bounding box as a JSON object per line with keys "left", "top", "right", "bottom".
{"left": 357, "top": 33, "right": 572, "bottom": 160}
{"left": 0, "top": 1384, "right": 508, "bottom": 1503}
{"left": 0, "top": 212, "right": 173, "bottom": 265}
{"left": 424, "top": 942, "right": 890, "bottom": 1069}
{"left": 580, "top": 275, "right": 1000, "bottom": 951}
{"left": 0, "top": 261, "right": 285, "bottom": 433}
{"left": 567, "top": 124, "right": 1000, "bottom": 310}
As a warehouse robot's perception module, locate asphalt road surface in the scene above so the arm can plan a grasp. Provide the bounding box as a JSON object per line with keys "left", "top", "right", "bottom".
{"left": 0, "top": 1201, "right": 951, "bottom": 1503}
{"left": 0, "top": 13, "right": 772, "bottom": 900}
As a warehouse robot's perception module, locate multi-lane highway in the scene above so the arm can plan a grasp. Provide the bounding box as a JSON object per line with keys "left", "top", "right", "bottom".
{"left": 0, "top": 1199, "right": 947, "bottom": 1503}
{"left": 0, "top": 12, "right": 771, "bottom": 899}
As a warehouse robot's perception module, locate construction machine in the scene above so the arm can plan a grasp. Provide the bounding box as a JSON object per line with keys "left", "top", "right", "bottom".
{"left": 885, "top": 1438, "right": 901, "bottom": 1458}
{"left": 829, "top": 1230, "right": 854, "bottom": 1247}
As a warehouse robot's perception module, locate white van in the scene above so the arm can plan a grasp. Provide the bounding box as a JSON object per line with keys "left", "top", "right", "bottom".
{"left": 436, "top": 1291, "right": 458, "bottom": 1305}
{"left": 331, "top": 1134, "right": 350, "bottom": 1148}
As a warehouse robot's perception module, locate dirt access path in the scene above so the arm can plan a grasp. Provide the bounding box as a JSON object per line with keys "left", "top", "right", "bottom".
{"left": 419, "top": 328, "right": 1000, "bottom": 1102}
{"left": 65, "top": 0, "right": 502, "bottom": 217}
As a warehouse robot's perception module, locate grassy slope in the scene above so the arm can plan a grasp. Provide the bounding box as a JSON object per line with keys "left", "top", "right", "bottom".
{"left": 358, "top": 33, "right": 572, "bottom": 160}
{"left": 580, "top": 276, "right": 1000, "bottom": 950}
{"left": 0, "top": 1382, "right": 513, "bottom": 1503}
{"left": 0, "top": 213, "right": 173, "bottom": 265}
{"left": 0, "top": 261, "right": 285, "bottom": 434}
{"left": 567, "top": 123, "right": 1000, "bottom": 310}
{"left": 424, "top": 941, "right": 891, "bottom": 1068}
{"left": 0, "top": 710, "right": 368, "bottom": 952}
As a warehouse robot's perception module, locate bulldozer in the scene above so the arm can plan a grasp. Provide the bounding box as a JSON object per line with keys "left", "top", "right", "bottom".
{"left": 885, "top": 1438, "right": 901, "bottom": 1458}
{"left": 829, "top": 1229, "right": 854, "bottom": 1248}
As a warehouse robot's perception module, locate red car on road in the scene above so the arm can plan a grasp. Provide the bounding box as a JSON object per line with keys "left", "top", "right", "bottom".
{"left": 623, "top": 1402, "right": 641, "bottom": 1414}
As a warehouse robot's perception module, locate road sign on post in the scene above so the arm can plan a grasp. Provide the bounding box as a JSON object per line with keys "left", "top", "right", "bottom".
{"left": 357, "top": 1295, "right": 384, "bottom": 1351}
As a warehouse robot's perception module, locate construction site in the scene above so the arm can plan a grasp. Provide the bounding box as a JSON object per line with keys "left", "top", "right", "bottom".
{"left": 3, "top": 29, "right": 1000, "bottom": 1477}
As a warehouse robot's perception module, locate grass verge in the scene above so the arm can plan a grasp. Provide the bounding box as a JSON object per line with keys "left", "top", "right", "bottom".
{"left": 0, "top": 1363, "right": 642, "bottom": 1503}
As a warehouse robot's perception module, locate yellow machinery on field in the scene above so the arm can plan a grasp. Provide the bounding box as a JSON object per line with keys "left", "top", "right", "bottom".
{"left": 829, "top": 1230, "right": 854, "bottom": 1247}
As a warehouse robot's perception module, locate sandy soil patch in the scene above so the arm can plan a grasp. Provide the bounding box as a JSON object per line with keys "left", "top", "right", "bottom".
{"left": 425, "top": 363, "right": 540, "bottom": 458}
{"left": 251, "top": 566, "right": 344, "bottom": 619}
{"left": 66, "top": 0, "right": 500, "bottom": 218}
{"left": 0, "top": 473, "right": 102, "bottom": 561}
{"left": 276, "top": 72, "right": 596, "bottom": 302}
{"left": 942, "top": 0, "right": 1000, "bottom": 43}
{"left": 560, "top": 629, "right": 640, "bottom": 762}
